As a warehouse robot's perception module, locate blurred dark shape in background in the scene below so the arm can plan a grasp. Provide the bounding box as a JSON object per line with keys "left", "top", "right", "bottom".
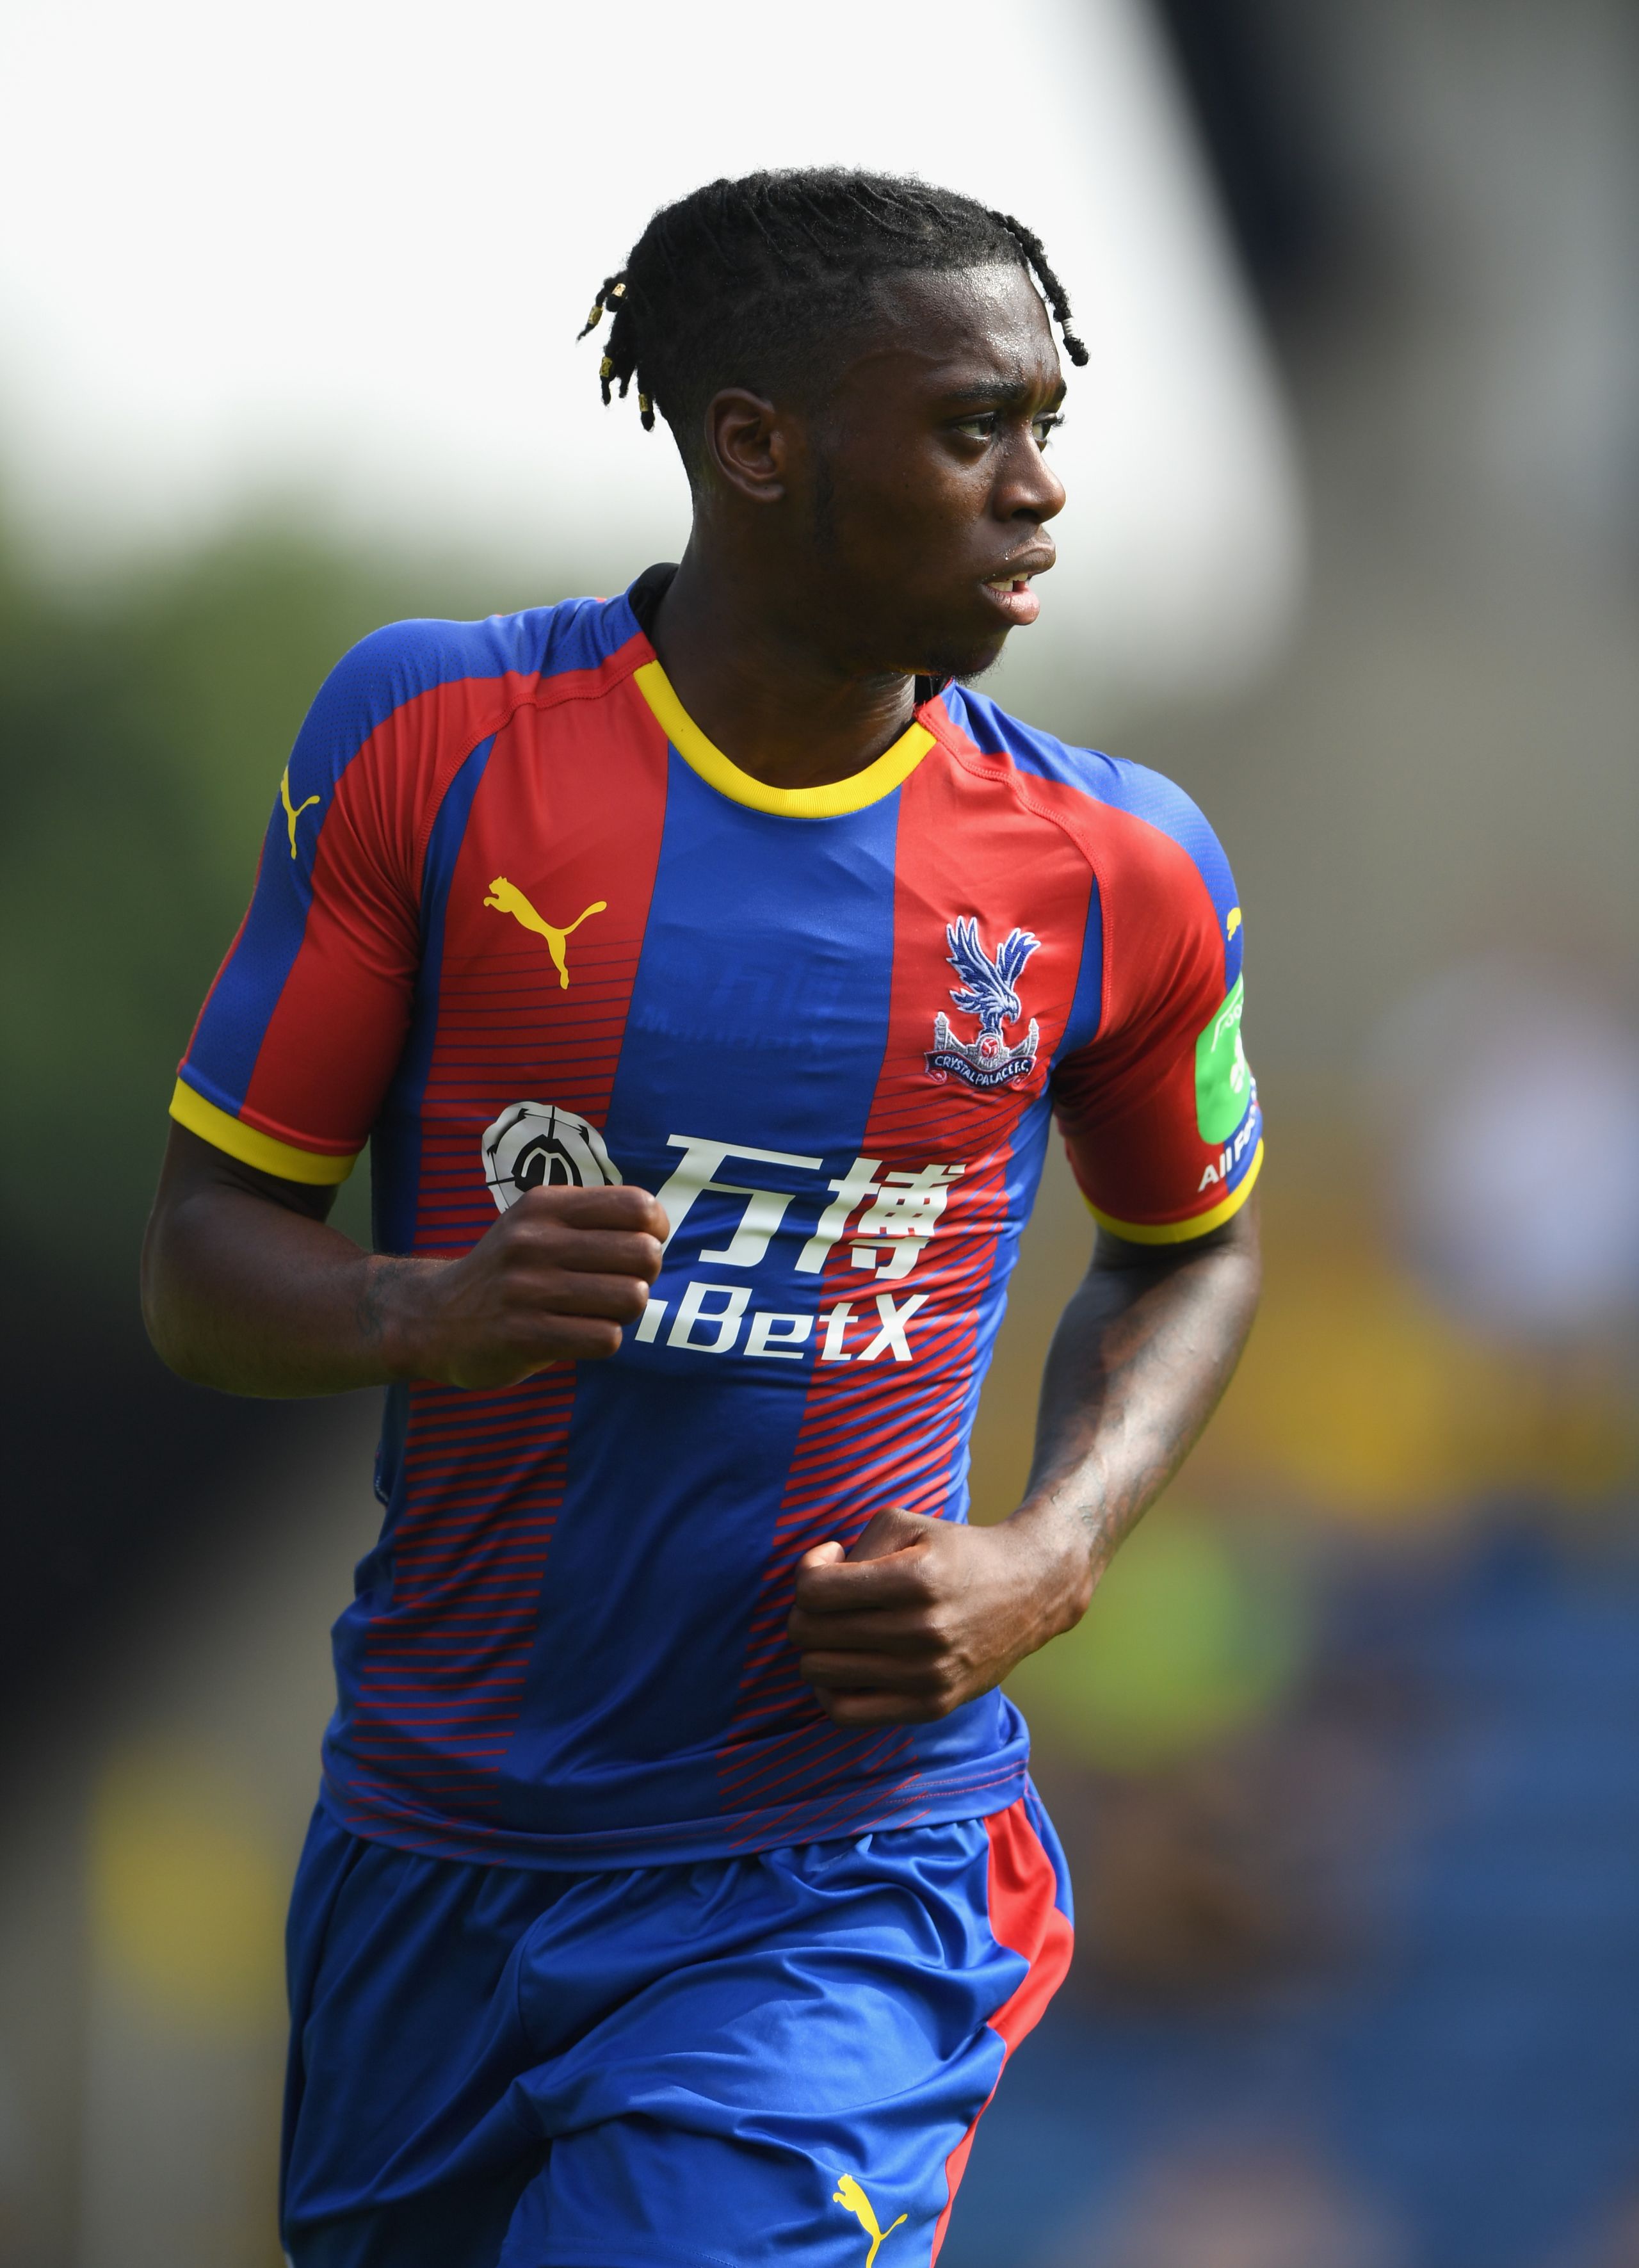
{"left": 1152, "top": 0, "right": 1348, "bottom": 317}
{"left": 3, "top": 1, "right": 1638, "bottom": 2264}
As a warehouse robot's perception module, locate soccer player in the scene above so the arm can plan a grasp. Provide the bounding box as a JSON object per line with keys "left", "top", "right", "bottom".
{"left": 143, "top": 171, "right": 1262, "bottom": 2268}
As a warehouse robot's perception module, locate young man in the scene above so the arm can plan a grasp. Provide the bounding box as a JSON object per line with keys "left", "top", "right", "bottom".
{"left": 143, "top": 171, "right": 1262, "bottom": 2268}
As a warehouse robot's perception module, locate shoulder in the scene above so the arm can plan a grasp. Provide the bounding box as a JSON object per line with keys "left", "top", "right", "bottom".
{"left": 936, "top": 684, "right": 1241, "bottom": 942}
{"left": 290, "top": 592, "right": 644, "bottom": 797}
{"left": 303, "top": 595, "right": 634, "bottom": 753}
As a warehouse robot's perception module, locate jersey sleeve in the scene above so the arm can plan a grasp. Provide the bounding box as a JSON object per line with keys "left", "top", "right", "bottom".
{"left": 1050, "top": 775, "right": 1263, "bottom": 1242}
{"left": 171, "top": 627, "right": 435, "bottom": 1184}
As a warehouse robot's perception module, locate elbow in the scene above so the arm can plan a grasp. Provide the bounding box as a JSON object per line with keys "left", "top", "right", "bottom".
{"left": 1237, "top": 1215, "right": 1264, "bottom": 1302}
{"left": 139, "top": 1208, "right": 211, "bottom": 1386}
{"left": 1225, "top": 1199, "right": 1263, "bottom": 1341}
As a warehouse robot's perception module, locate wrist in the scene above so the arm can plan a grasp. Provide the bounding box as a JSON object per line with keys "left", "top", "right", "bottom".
{"left": 1001, "top": 1490, "right": 1098, "bottom": 1642}
{"left": 359, "top": 1254, "right": 444, "bottom": 1382}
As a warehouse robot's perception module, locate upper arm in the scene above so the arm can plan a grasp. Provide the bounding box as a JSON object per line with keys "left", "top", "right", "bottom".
{"left": 170, "top": 624, "right": 435, "bottom": 1188}
{"left": 1051, "top": 772, "right": 1263, "bottom": 1252}
{"left": 151, "top": 1119, "right": 341, "bottom": 1227}
{"left": 140, "top": 1121, "right": 343, "bottom": 1373}
{"left": 1092, "top": 1187, "right": 1261, "bottom": 1277}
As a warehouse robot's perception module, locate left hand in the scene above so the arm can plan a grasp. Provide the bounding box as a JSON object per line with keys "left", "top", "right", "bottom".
{"left": 788, "top": 1503, "right": 1089, "bottom": 1727}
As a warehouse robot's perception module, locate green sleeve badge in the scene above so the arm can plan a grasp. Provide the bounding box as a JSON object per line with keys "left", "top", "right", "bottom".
{"left": 1196, "top": 976, "right": 1251, "bottom": 1143}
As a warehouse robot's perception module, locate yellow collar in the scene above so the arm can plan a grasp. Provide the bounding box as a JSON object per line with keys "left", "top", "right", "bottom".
{"left": 633, "top": 659, "right": 934, "bottom": 818}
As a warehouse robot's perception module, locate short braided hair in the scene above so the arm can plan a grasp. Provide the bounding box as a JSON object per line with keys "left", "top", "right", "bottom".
{"left": 579, "top": 168, "right": 1088, "bottom": 466}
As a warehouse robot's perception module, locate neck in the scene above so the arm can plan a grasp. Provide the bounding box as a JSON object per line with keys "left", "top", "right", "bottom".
{"left": 647, "top": 542, "right": 917, "bottom": 792}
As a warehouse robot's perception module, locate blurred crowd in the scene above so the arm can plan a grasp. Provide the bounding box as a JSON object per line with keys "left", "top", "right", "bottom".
{"left": 3, "top": 2, "right": 1637, "bottom": 2264}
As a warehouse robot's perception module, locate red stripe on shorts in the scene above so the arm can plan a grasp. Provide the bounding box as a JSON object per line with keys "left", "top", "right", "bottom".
{"left": 930, "top": 1799, "right": 1074, "bottom": 2262}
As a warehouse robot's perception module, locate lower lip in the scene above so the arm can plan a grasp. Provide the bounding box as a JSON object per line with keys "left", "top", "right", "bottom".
{"left": 981, "top": 579, "right": 1040, "bottom": 626}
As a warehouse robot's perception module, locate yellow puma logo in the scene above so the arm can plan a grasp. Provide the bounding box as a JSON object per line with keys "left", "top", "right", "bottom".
{"left": 832, "top": 2175, "right": 907, "bottom": 2267}
{"left": 483, "top": 875, "right": 607, "bottom": 991}
{"left": 280, "top": 766, "right": 321, "bottom": 858}
{"left": 1226, "top": 905, "right": 1242, "bottom": 939}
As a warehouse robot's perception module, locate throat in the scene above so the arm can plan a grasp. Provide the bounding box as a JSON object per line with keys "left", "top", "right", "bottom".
{"left": 639, "top": 562, "right": 924, "bottom": 793}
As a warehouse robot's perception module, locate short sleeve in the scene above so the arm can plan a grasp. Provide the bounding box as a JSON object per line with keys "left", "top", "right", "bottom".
{"left": 171, "top": 628, "right": 432, "bottom": 1184}
{"left": 1050, "top": 780, "right": 1262, "bottom": 1243}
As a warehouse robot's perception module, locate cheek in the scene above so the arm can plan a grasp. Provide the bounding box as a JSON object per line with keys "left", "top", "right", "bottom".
{"left": 832, "top": 463, "right": 983, "bottom": 588}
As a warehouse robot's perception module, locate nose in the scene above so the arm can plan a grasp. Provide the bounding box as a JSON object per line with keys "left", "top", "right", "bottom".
{"left": 999, "top": 430, "right": 1067, "bottom": 526}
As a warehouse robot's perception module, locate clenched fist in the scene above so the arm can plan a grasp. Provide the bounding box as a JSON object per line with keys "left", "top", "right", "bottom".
{"left": 788, "top": 1502, "right": 1092, "bottom": 1727}
{"left": 375, "top": 1183, "right": 669, "bottom": 1388}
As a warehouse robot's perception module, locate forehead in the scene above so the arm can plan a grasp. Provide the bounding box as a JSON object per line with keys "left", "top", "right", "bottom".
{"left": 834, "top": 263, "right": 1062, "bottom": 398}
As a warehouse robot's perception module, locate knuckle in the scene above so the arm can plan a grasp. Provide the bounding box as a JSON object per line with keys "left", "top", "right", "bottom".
{"left": 499, "top": 1216, "right": 556, "bottom": 1263}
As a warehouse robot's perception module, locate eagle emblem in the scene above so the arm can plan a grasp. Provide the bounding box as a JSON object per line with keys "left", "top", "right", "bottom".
{"left": 926, "top": 918, "right": 1041, "bottom": 1090}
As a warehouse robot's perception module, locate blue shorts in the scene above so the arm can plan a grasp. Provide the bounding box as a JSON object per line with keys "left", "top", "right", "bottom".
{"left": 282, "top": 1791, "right": 1072, "bottom": 2268}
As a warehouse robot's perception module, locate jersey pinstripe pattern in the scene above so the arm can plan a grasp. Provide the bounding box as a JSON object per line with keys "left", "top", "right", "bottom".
{"left": 175, "top": 571, "right": 1261, "bottom": 1868}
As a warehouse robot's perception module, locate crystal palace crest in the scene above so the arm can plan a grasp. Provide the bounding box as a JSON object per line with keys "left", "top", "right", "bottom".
{"left": 926, "top": 918, "right": 1042, "bottom": 1091}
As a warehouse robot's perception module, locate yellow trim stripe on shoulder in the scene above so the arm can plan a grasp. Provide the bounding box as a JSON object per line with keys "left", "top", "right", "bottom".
{"left": 1086, "top": 1138, "right": 1263, "bottom": 1245}
{"left": 633, "top": 659, "right": 934, "bottom": 818}
{"left": 170, "top": 1078, "right": 359, "bottom": 1186}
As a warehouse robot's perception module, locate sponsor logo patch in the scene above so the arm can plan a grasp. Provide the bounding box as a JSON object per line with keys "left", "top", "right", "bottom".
{"left": 1195, "top": 975, "right": 1251, "bottom": 1144}
{"left": 478, "top": 1118, "right": 967, "bottom": 1368}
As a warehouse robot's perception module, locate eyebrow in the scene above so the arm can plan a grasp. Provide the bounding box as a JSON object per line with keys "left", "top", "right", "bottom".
{"left": 938, "top": 373, "right": 1066, "bottom": 410}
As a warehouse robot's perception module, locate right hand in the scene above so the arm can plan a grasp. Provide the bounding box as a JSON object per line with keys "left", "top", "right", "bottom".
{"left": 376, "top": 1185, "right": 669, "bottom": 1388}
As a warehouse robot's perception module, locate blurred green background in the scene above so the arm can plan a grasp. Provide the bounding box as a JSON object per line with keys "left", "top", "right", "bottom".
{"left": 0, "top": 521, "right": 492, "bottom": 1279}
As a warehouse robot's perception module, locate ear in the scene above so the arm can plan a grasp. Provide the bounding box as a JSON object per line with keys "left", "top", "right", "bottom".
{"left": 700, "top": 388, "right": 795, "bottom": 505}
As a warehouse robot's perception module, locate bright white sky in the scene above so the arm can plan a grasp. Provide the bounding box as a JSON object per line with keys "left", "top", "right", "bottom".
{"left": 0, "top": 0, "right": 1303, "bottom": 720}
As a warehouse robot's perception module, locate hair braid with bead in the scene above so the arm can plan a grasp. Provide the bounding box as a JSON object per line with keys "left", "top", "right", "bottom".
{"left": 578, "top": 168, "right": 1088, "bottom": 464}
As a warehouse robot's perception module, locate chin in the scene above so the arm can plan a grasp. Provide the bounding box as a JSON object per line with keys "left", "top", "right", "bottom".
{"left": 917, "top": 634, "right": 1008, "bottom": 687}
{"left": 945, "top": 651, "right": 1008, "bottom": 689}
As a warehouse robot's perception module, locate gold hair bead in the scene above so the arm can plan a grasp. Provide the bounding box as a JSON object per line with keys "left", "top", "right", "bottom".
{"left": 585, "top": 301, "right": 604, "bottom": 330}
{"left": 610, "top": 280, "right": 626, "bottom": 298}
{"left": 638, "top": 393, "right": 652, "bottom": 415}
{"left": 599, "top": 356, "right": 614, "bottom": 380}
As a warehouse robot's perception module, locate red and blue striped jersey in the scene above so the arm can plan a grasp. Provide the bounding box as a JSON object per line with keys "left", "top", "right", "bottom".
{"left": 173, "top": 570, "right": 1261, "bottom": 1868}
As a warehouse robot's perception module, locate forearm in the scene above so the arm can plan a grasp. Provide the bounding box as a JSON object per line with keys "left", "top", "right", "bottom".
{"left": 786, "top": 1204, "right": 1259, "bottom": 1724}
{"left": 141, "top": 1124, "right": 667, "bottom": 1399}
{"left": 1009, "top": 1204, "right": 1262, "bottom": 1616}
{"left": 141, "top": 1178, "right": 425, "bottom": 1397}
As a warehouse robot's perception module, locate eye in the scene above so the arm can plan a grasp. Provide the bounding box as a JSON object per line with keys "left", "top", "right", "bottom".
{"left": 1032, "top": 411, "right": 1065, "bottom": 450}
{"left": 952, "top": 412, "right": 998, "bottom": 443}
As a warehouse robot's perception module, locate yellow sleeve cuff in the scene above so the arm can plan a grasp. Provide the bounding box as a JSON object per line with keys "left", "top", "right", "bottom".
{"left": 170, "top": 1078, "right": 360, "bottom": 1186}
{"left": 1085, "top": 1138, "right": 1263, "bottom": 1244}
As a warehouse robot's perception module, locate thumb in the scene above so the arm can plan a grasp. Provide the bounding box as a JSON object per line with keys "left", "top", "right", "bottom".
{"left": 845, "top": 1505, "right": 930, "bottom": 1562}
{"left": 797, "top": 1541, "right": 846, "bottom": 1571}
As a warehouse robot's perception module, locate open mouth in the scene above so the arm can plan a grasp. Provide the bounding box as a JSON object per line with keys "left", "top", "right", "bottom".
{"left": 980, "top": 571, "right": 1043, "bottom": 625}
